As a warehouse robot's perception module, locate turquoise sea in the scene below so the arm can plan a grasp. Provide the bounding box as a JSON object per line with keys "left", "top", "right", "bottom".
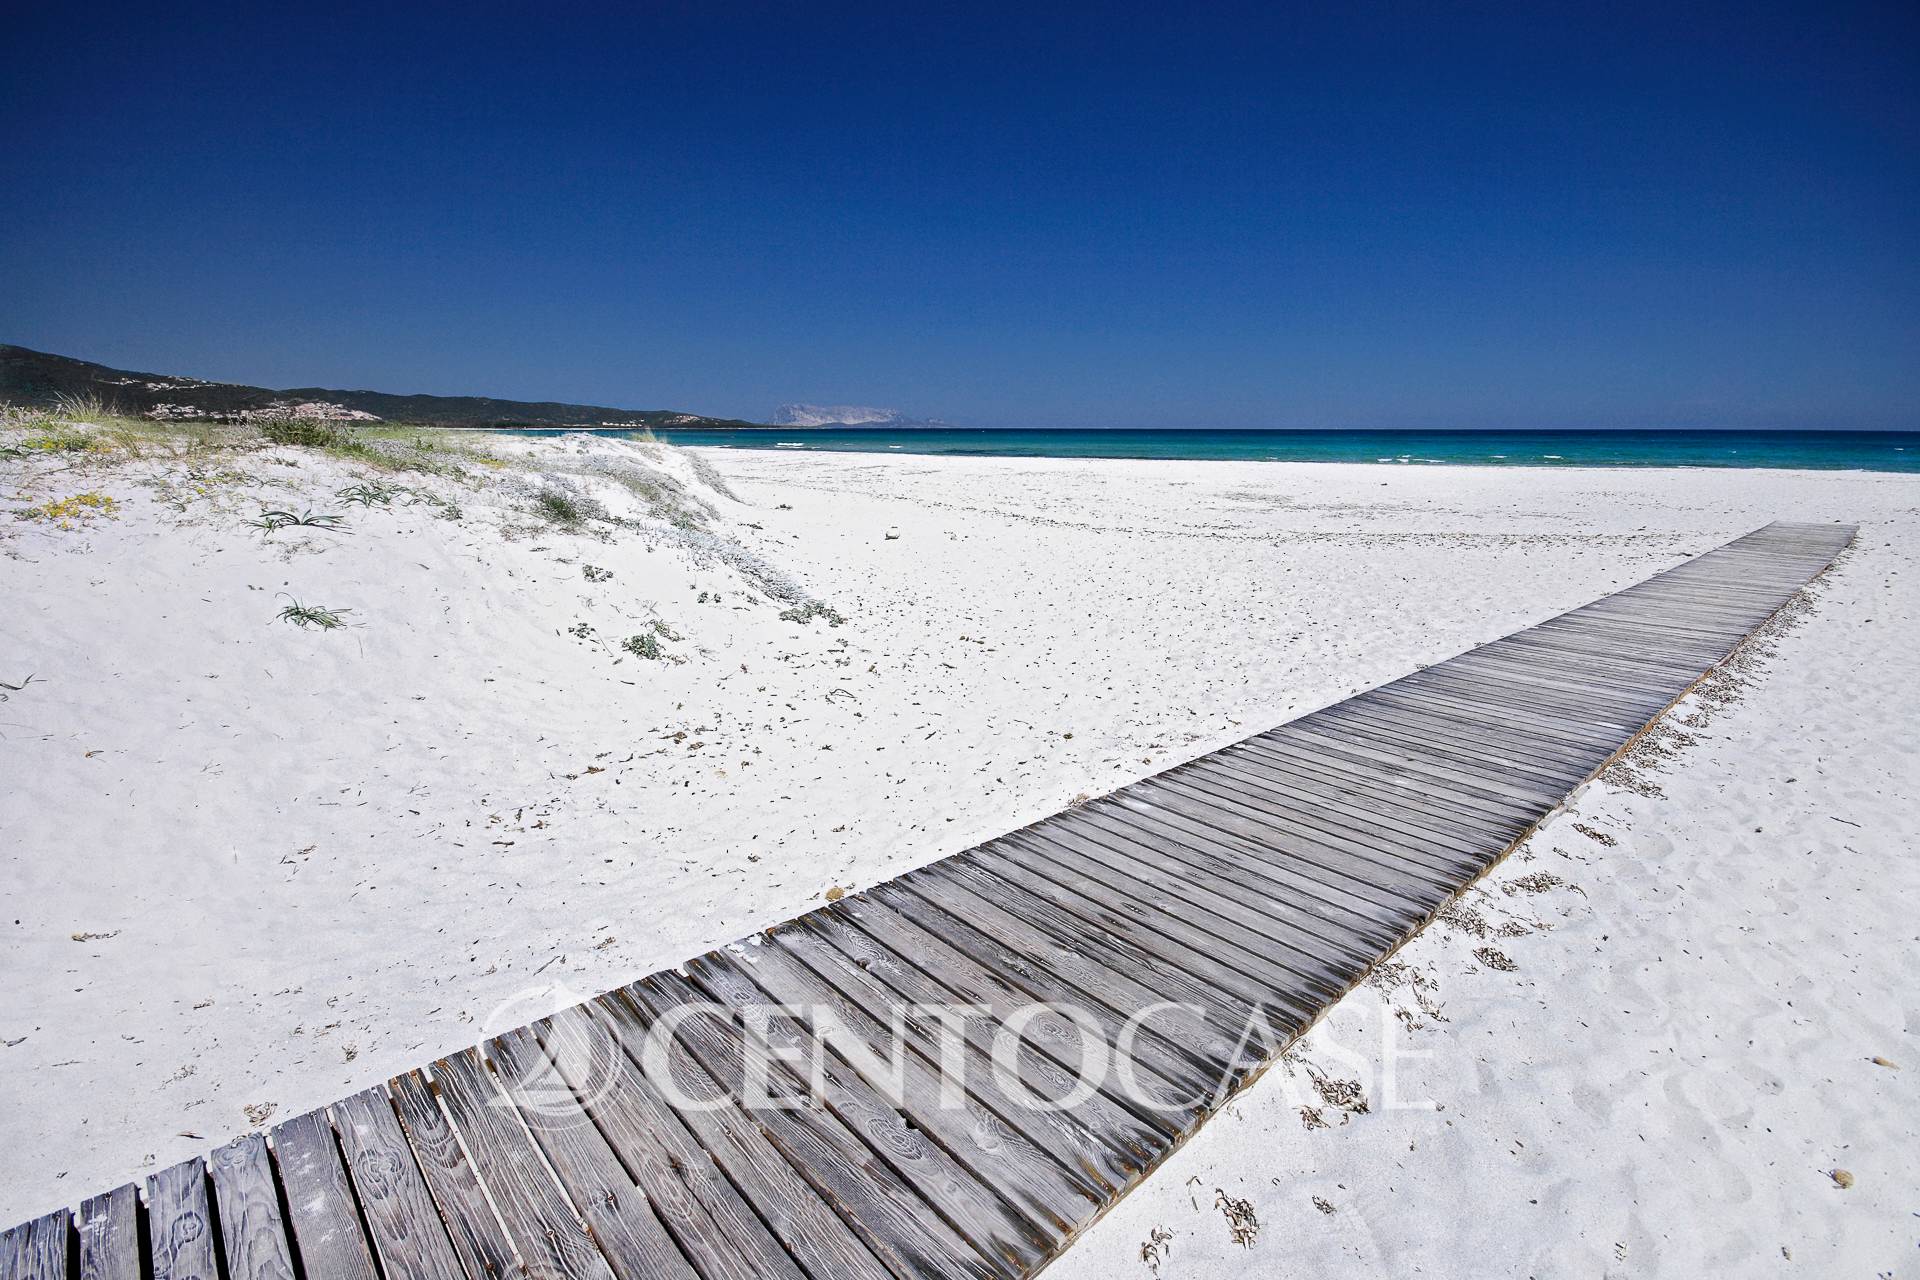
{"left": 628, "top": 427, "right": 1920, "bottom": 472}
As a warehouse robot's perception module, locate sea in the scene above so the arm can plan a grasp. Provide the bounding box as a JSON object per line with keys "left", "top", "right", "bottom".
{"left": 621, "top": 426, "right": 1920, "bottom": 472}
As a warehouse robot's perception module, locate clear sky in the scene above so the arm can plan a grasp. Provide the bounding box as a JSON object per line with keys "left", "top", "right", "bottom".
{"left": 3, "top": 2, "right": 1915, "bottom": 429}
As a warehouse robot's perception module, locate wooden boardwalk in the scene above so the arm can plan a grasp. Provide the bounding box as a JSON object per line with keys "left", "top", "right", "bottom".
{"left": 3, "top": 521, "right": 1853, "bottom": 1280}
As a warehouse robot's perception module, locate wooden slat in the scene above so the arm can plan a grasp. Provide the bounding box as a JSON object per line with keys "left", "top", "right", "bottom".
{"left": 1072, "top": 794, "right": 1453, "bottom": 938}
{"left": 332, "top": 1087, "right": 469, "bottom": 1280}
{"left": 619, "top": 976, "right": 1008, "bottom": 1279}
{"left": 387, "top": 1070, "right": 522, "bottom": 1280}
{"left": 685, "top": 956, "right": 1059, "bottom": 1272}
{"left": 208, "top": 1134, "right": 296, "bottom": 1280}
{"left": 77, "top": 1186, "right": 139, "bottom": 1280}
{"left": 482, "top": 1029, "right": 702, "bottom": 1280}
{"left": 847, "top": 878, "right": 1239, "bottom": 1111}
{"left": 765, "top": 912, "right": 1163, "bottom": 1192}
{"left": 273, "top": 1109, "right": 379, "bottom": 1280}
{"left": 147, "top": 1159, "right": 217, "bottom": 1280}
{"left": 878, "top": 866, "right": 1262, "bottom": 1093}
{"left": 701, "top": 940, "right": 1110, "bottom": 1224}
{"left": 554, "top": 1001, "right": 890, "bottom": 1280}
{"left": 0, "top": 1209, "right": 68, "bottom": 1280}
{"left": 428, "top": 1049, "right": 617, "bottom": 1280}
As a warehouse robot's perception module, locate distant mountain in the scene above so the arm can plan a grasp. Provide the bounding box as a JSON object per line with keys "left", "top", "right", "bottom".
{"left": 0, "top": 344, "right": 764, "bottom": 429}
{"left": 771, "top": 403, "right": 950, "bottom": 429}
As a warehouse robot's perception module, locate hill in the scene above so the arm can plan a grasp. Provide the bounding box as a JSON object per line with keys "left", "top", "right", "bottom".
{"left": 0, "top": 344, "right": 764, "bottom": 429}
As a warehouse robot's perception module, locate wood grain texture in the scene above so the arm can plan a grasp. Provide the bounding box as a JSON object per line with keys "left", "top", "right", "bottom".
{"left": 387, "top": 1070, "right": 523, "bottom": 1280}
{"left": 209, "top": 1134, "right": 296, "bottom": 1280}
{"left": 146, "top": 1159, "right": 217, "bottom": 1280}
{"left": 77, "top": 1186, "right": 138, "bottom": 1280}
{"left": 483, "top": 1028, "right": 701, "bottom": 1280}
{"left": 272, "top": 1109, "right": 380, "bottom": 1280}
{"left": 621, "top": 975, "right": 1008, "bottom": 1279}
{"left": 428, "top": 1049, "right": 617, "bottom": 1280}
{"left": 0, "top": 1209, "right": 68, "bottom": 1280}
{"left": 332, "top": 1087, "right": 469, "bottom": 1280}
{"left": 561, "top": 997, "right": 891, "bottom": 1280}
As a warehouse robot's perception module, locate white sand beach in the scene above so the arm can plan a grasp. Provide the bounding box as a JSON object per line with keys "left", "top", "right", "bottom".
{"left": 2, "top": 431, "right": 1914, "bottom": 1273}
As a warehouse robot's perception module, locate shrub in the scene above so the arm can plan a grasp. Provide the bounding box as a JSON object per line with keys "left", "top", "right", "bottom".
{"left": 778, "top": 600, "right": 845, "bottom": 627}
{"left": 622, "top": 632, "right": 662, "bottom": 660}
{"left": 536, "top": 487, "right": 591, "bottom": 527}
{"left": 262, "top": 419, "right": 358, "bottom": 448}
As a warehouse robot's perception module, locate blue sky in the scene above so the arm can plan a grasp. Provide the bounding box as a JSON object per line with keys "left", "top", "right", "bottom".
{"left": 3, "top": 1, "right": 1915, "bottom": 428}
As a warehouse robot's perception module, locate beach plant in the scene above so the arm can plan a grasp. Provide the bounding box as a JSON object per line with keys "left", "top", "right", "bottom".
{"left": 336, "top": 481, "right": 399, "bottom": 507}
{"left": 52, "top": 391, "right": 119, "bottom": 422}
{"left": 16, "top": 491, "right": 120, "bottom": 528}
{"left": 416, "top": 491, "right": 463, "bottom": 520}
{"left": 778, "top": 600, "right": 846, "bottom": 627}
{"left": 261, "top": 418, "right": 358, "bottom": 448}
{"left": 275, "top": 600, "right": 351, "bottom": 630}
{"left": 536, "top": 487, "right": 588, "bottom": 526}
{"left": 621, "top": 632, "right": 662, "bottom": 660}
{"left": 248, "top": 508, "right": 348, "bottom": 533}
{"left": 685, "top": 451, "right": 739, "bottom": 501}
{"left": 529, "top": 478, "right": 612, "bottom": 530}
{"left": 582, "top": 564, "right": 614, "bottom": 582}
{"left": 20, "top": 427, "right": 105, "bottom": 454}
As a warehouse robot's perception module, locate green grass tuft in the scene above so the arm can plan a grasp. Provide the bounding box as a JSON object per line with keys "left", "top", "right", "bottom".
{"left": 336, "top": 481, "right": 399, "bottom": 507}
{"left": 248, "top": 509, "right": 348, "bottom": 533}
{"left": 276, "top": 600, "right": 351, "bottom": 630}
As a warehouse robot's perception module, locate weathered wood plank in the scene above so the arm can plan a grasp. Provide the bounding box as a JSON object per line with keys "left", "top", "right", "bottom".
{"left": 766, "top": 915, "right": 1159, "bottom": 1191}
{"left": 965, "top": 843, "right": 1319, "bottom": 1037}
{"left": 273, "top": 1109, "right": 380, "bottom": 1280}
{"left": 1022, "top": 812, "right": 1388, "bottom": 975}
{"left": 208, "top": 1134, "right": 296, "bottom": 1280}
{"left": 996, "top": 823, "right": 1366, "bottom": 997}
{"left": 332, "top": 1087, "right": 470, "bottom": 1280}
{"left": 705, "top": 938, "right": 1111, "bottom": 1222}
{"left": 618, "top": 975, "right": 1010, "bottom": 1279}
{"left": 429, "top": 1049, "right": 616, "bottom": 1280}
{"left": 146, "top": 1159, "right": 217, "bottom": 1280}
{"left": 77, "top": 1186, "right": 138, "bottom": 1280}
{"left": 483, "top": 1028, "right": 702, "bottom": 1280}
{"left": 844, "top": 877, "right": 1231, "bottom": 1106}
{"left": 793, "top": 887, "right": 1200, "bottom": 1153}
{"left": 0, "top": 1209, "right": 68, "bottom": 1280}
{"left": 1079, "top": 793, "right": 1429, "bottom": 934}
{"left": 538, "top": 1004, "right": 888, "bottom": 1280}
{"left": 387, "top": 1070, "right": 523, "bottom": 1280}
{"left": 686, "top": 955, "right": 1060, "bottom": 1272}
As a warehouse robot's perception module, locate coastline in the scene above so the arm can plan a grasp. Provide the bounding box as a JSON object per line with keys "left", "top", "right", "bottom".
{"left": 634, "top": 427, "right": 1920, "bottom": 473}
{"left": 3, "top": 439, "right": 1914, "bottom": 1273}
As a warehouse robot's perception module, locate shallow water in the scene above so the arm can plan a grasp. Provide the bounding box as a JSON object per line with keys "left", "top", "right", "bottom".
{"left": 617, "top": 427, "right": 1920, "bottom": 472}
